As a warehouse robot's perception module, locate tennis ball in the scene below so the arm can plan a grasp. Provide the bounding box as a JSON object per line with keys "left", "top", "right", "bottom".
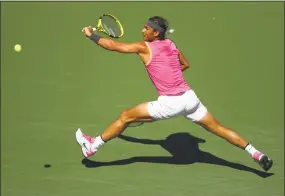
{"left": 14, "top": 44, "right": 22, "bottom": 52}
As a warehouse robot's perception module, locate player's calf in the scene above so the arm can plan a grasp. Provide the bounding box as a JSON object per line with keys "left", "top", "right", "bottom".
{"left": 100, "top": 110, "right": 140, "bottom": 141}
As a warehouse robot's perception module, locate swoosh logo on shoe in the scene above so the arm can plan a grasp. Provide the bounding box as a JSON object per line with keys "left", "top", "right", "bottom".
{"left": 82, "top": 142, "right": 88, "bottom": 151}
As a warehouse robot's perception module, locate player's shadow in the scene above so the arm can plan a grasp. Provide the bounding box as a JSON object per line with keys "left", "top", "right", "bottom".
{"left": 82, "top": 132, "right": 274, "bottom": 178}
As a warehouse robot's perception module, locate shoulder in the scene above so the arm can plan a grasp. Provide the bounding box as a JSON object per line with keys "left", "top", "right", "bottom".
{"left": 130, "top": 41, "right": 148, "bottom": 49}
{"left": 131, "top": 41, "right": 147, "bottom": 47}
{"left": 164, "top": 38, "right": 179, "bottom": 51}
{"left": 120, "top": 41, "right": 148, "bottom": 54}
{"left": 167, "top": 38, "right": 179, "bottom": 47}
{"left": 134, "top": 41, "right": 149, "bottom": 53}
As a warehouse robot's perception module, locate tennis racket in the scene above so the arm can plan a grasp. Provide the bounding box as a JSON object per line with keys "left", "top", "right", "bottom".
{"left": 92, "top": 14, "right": 124, "bottom": 38}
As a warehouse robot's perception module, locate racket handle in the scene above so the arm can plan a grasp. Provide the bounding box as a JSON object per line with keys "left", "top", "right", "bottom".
{"left": 82, "top": 27, "right": 97, "bottom": 32}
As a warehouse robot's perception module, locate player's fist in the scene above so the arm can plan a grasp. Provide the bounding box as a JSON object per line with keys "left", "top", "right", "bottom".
{"left": 82, "top": 26, "right": 93, "bottom": 37}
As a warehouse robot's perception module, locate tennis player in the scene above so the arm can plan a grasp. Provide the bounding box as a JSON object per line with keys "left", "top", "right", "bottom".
{"left": 77, "top": 16, "right": 273, "bottom": 171}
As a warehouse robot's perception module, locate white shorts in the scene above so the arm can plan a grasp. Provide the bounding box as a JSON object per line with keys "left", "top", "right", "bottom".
{"left": 147, "top": 90, "right": 207, "bottom": 122}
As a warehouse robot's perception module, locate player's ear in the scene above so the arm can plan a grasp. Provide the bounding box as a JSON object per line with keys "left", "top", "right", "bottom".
{"left": 153, "top": 31, "right": 160, "bottom": 37}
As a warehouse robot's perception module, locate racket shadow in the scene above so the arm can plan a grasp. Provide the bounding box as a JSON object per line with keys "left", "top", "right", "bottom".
{"left": 81, "top": 132, "right": 274, "bottom": 178}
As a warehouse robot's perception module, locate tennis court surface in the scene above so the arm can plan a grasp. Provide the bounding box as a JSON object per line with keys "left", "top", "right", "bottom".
{"left": 1, "top": 2, "right": 284, "bottom": 196}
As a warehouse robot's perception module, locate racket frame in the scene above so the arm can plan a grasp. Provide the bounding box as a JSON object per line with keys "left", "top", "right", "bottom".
{"left": 92, "top": 14, "right": 124, "bottom": 38}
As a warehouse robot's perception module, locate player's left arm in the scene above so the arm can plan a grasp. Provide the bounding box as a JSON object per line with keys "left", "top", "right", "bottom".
{"left": 178, "top": 50, "right": 190, "bottom": 71}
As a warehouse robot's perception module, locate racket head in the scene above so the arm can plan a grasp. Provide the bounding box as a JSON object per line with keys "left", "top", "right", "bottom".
{"left": 95, "top": 14, "right": 124, "bottom": 38}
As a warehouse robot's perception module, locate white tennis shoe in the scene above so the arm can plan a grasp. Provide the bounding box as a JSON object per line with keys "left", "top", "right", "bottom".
{"left": 75, "top": 128, "right": 97, "bottom": 158}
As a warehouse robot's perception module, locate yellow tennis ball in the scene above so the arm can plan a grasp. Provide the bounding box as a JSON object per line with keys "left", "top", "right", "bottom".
{"left": 14, "top": 44, "right": 22, "bottom": 52}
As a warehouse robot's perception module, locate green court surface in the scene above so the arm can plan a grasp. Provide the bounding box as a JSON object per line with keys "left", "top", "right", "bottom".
{"left": 1, "top": 2, "right": 284, "bottom": 196}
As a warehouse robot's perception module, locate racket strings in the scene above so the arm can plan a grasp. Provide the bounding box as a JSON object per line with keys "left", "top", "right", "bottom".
{"left": 101, "top": 16, "right": 122, "bottom": 37}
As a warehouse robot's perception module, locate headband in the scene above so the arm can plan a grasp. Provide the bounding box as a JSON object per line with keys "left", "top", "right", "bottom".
{"left": 146, "top": 20, "right": 165, "bottom": 33}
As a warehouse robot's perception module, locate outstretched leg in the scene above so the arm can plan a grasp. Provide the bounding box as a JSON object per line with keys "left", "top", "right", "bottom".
{"left": 197, "top": 112, "right": 273, "bottom": 171}
{"left": 75, "top": 102, "right": 154, "bottom": 157}
{"left": 101, "top": 103, "right": 153, "bottom": 141}
{"left": 182, "top": 90, "right": 273, "bottom": 171}
{"left": 197, "top": 112, "right": 248, "bottom": 148}
{"left": 76, "top": 91, "right": 192, "bottom": 158}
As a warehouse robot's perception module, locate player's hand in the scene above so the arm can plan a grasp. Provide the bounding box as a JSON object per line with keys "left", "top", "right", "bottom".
{"left": 82, "top": 26, "right": 93, "bottom": 37}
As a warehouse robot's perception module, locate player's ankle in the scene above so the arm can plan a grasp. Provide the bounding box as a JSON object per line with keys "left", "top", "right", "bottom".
{"left": 91, "top": 136, "right": 105, "bottom": 151}
{"left": 245, "top": 143, "right": 259, "bottom": 157}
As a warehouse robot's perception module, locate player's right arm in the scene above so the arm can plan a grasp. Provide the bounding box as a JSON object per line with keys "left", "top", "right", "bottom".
{"left": 82, "top": 26, "right": 147, "bottom": 54}
{"left": 178, "top": 50, "right": 190, "bottom": 71}
{"left": 97, "top": 38, "right": 147, "bottom": 54}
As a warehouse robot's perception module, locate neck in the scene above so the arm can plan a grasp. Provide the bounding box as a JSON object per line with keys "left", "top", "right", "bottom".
{"left": 151, "top": 38, "right": 166, "bottom": 42}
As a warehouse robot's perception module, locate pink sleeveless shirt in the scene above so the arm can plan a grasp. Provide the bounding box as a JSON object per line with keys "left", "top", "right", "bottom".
{"left": 145, "top": 39, "right": 190, "bottom": 96}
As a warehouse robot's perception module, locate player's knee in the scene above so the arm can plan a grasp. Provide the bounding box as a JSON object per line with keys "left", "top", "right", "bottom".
{"left": 119, "top": 110, "right": 135, "bottom": 124}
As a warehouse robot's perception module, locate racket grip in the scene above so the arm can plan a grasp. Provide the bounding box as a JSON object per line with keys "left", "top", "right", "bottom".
{"left": 92, "top": 28, "right": 97, "bottom": 31}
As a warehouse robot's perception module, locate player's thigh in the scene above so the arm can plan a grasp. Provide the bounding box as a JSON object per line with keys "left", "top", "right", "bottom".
{"left": 123, "top": 102, "right": 154, "bottom": 122}
{"left": 148, "top": 98, "right": 184, "bottom": 120}
{"left": 183, "top": 90, "right": 208, "bottom": 122}
{"left": 184, "top": 102, "right": 208, "bottom": 122}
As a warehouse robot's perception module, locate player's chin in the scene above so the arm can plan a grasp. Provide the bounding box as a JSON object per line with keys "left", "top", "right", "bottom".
{"left": 143, "top": 35, "right": 149, "bottom": 41}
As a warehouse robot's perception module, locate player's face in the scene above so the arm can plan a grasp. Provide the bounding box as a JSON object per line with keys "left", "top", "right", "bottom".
{"left": 142, "top": 24, "right": 159, "bottom": 41}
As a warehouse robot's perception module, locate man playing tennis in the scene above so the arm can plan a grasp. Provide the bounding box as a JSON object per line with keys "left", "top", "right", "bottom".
{"left": 77, "top": 16, "right": 273, "bottom": 171}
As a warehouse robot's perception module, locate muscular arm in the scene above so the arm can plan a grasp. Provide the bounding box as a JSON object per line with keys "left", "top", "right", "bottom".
{"left": 178, "top": 50, "right": 190, "bottom": 71}
{"left": 89, "top": 34, "right": 147, "bottom": 54}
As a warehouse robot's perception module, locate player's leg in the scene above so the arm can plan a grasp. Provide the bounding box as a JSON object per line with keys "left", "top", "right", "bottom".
{"left": 197, "top": 112, "right": 248, "bottom": 149}
{"left": 183, "top": 90, "right": 273, "bottom": 171}
{"left": 101, "top": 102, "right": 153, "bottom": 141}
{"left": 76, "top": 94, "right": 186, "bottom": 158}
{"left": 75, "top": 102, "right": 153, "bottom": 157}
{"left": 196, "top": 112, "right": 273, "bottom": 171}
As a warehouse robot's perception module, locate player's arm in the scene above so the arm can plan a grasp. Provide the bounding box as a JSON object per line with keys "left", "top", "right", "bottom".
{"left": 82, "top": 26, "right": 147, "bottom": 54}
{"left": 82, "top": 27, "right": 147, "bottom": 54}
{"left": 95, "top": 37, "right": 147, "bottom": 54}
{"left": 178, "top": 50, "right": 190, "bottom": 71}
